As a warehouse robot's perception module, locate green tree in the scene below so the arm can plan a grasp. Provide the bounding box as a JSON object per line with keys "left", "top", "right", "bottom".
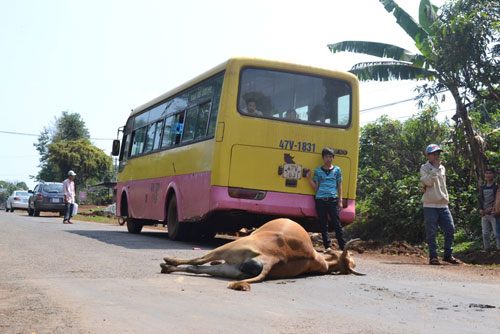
{"left": 47, "top": 138, "right": 113, "bottom": 189}
{"left": 328, "top": 0, "right": 500, "bottom": 185}
{"left": 34, "top": 111, "right": 91, "bottom": 181}
{"left": 349, "top": 107, "right": 450, "bottom": 242}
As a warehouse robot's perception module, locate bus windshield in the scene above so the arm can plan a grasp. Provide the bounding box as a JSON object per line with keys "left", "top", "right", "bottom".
{"left": 238, "top": 67, "right": 352, "bottom": 127}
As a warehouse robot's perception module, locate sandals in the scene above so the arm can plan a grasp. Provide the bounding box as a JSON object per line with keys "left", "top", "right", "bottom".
{"left": 442, "top": 256, "right": 462, "bottom": 264}
{"left": 429, "top": 257, "right": 440, "bottom": 265}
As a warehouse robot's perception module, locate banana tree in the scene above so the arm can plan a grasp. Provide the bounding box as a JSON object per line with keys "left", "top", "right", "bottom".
{"left": 329, "top": 0, "right": 486, "bottom": 184}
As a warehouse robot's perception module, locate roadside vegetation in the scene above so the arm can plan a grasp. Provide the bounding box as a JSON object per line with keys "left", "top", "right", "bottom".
{"left": 341, "top": 0, "right": 500, "bottom": 263}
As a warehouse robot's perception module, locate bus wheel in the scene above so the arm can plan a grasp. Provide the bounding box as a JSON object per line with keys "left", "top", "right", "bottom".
{"left": 167, "top": 197, "right": 185, "bottom": 241}
{"left": 127, "top": 218, "right": 143, "bottom": 234}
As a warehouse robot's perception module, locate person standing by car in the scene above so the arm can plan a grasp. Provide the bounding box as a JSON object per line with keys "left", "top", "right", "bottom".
{"left": 421, "top": 144, "right": 461, "bottom": 265}
{"left": 63, "top": 170, "right": 77, "bottom": 224}
{"left": 306, "top": 147, "right": 346, "bottom": 252}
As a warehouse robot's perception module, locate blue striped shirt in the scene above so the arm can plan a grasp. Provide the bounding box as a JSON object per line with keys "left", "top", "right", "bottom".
{"left": 313, "top": 166, "right": 342, "bottom": 199}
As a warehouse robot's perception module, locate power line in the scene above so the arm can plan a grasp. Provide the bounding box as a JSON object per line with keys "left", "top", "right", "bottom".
{"left": 0, "top": 130, "right": 114, "bottom": 141}
{"left": 361, "top": 97, "right": 416, "bottom": 113}
{"left": 360, "top": 108, "right": 456, "bottom": 125}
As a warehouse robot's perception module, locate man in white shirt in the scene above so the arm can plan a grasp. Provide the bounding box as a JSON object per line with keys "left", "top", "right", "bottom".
{"left": 63, "top": 170, "right": 76, "bottom": 224}
{"left": 421, "top": 144, "right": 461, "bottom": 265}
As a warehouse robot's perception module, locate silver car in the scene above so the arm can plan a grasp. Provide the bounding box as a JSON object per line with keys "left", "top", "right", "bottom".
{"left": 5, "top": 190, "right": 30, "bottom": 212}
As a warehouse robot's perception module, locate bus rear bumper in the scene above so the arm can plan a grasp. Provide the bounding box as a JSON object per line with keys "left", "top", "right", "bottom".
{"left": 209, "top": 186, "right": 355, "bottom": 223}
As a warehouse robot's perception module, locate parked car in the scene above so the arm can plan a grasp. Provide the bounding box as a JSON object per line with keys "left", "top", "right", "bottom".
{"left": 28, "top": 182, "right": 65, "bottom": 217}
{"left": 5, "top": 190, "right": 30, "bottom": 212}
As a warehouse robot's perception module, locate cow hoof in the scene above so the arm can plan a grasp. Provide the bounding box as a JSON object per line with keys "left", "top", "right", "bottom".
{"left": 160, "top": 263, "right": 176, "bottom": 274}
{"left": 228, "top": 281, "right": 251, "bottom": 291}
{"left": 163, "top": 257, "right": 179, "bottom": 266}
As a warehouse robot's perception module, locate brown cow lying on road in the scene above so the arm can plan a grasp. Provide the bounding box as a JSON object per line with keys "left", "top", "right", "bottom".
{"left": 160, "top": 218, "right": 364, "bottom": 291}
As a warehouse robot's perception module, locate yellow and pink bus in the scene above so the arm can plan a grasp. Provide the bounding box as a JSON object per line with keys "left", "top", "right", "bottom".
{"left": 112, "top": 58, "right": 359, "bottom": 240}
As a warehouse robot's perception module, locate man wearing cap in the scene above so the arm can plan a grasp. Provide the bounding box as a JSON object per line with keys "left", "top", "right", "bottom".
{"left": 63, "top": 170, "right": 77, "bottom": 224}
{"left": 421, "top": 144, "right": 461, "bottom": 265}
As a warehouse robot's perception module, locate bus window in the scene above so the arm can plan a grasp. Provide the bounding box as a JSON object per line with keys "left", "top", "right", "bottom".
{"left": 134, "top": 112, "right": 149, "bottom": 130}
{"left": 195, "top": 102, "right": 211, "bottom": 138}
{"left": 119, "top": 133, "right": 131, "bottom": 161}
{"left": 148, "top": 102, "right": 168, "bottom": 123}
{"left": 131, "top": 127, "right": 147, "bottom": 156}
{"left": 143, "top": 123, "right": 157, "bottom": 153}
{"left": 207, "top": 75, "right": 223, "bottom": 136}
{"left": 238, "top": 68, "right": 352, "bottom": 127}
{"left": 152, "top": 120, "right": 163, "bottom": 150}
{"left": 182, "top": 106, "right": 198, "bottom": 142}
{"left": 161, "top": 113, "right": 183, "bottom": 148}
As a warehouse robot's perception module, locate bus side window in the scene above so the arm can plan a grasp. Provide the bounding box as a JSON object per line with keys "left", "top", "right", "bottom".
{"left": 161, "top": 116, "right": 175, "bottom": 148}
{"left": 161, "top": 113, "right": 183, "bottom": 148}
{"left": 207, "top": 75, "right": 223, "bottom": 136}
{"left": 176, "top": 113, "right": 185, "bottom": 144}
{"left": 130, "top": 127, "right": 147, "bottom": 156}
{"left": 152, "top": 120, "right": 163, "bottom": 150}
{"left": 143, "top": 123, "right": 157, "bottom": 153}
{"left": 195, "top": 102, "right": 211, "bottom": 138}
{"left": 120, "top": 134, "right": 131, "bottom": 161}
{"left": 182, "top": 106, "right": 198, "bottom": 142}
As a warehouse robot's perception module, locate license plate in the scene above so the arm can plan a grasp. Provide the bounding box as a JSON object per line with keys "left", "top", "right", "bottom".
{"left": 51, "top": 198, "right": 61, "bottom": 203}
{"left": 283, "top": 164, "right": 302, "bottom": 179}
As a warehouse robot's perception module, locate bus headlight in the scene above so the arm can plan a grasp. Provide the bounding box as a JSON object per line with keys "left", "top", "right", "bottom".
{"left": 228, "top": 188, "right": 267, "bottom": 200}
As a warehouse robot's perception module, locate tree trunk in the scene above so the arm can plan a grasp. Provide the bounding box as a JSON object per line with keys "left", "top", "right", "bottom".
{"left": 451, "top": 90, "right": 486, "bottom": 187}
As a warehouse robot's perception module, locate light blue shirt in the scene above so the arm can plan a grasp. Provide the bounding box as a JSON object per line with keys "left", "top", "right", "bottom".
{"left": 313, "top": 166, "right": 342, "bottom": 199}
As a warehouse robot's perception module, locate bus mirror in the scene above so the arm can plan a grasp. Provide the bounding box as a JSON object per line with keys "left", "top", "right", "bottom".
{"left": 112, "top": 139, "right": 120, "bottom": 156}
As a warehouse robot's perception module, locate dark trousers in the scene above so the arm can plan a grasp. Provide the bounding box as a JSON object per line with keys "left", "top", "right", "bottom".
{"left": 315, "top": 198, "right": 346, "bottom": 250}
{"left": 64, "top": 203, "right": 74, "bottom": 221}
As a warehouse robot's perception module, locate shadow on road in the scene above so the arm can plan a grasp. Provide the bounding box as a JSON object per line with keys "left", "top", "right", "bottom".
{"left": 66, "top": 229, "right": 232, "bottom": 251}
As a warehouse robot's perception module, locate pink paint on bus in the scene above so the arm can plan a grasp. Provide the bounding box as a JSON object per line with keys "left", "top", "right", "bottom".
{"left": 118, "top": 172, "right": 355, "bottom": 223}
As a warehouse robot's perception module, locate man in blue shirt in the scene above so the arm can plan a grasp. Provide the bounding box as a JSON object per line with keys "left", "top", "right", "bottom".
{"left": 306, "top": 147, "right": 346, "bottom": 251}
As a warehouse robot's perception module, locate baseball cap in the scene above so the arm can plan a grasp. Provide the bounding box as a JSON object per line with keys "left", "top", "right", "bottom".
{"left": 425, "top": 144, "right": 443, "bottom": 155}
{"left": 68, "top": 170, "right": 77, "bottom": 176}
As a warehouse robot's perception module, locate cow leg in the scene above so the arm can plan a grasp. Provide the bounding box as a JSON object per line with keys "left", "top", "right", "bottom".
{"left": 227, "top": 256, "right": 277, "bottom": 291}
{"left": 160, "top": 262, "right": 248, "bottom": 280}
{"left": 163, "top": 252, "right": 219, "bottom": 267}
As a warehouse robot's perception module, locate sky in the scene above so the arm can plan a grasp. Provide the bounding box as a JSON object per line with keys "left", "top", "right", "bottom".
{"left": 0, "top": 0, "right": 453, "bottom": 190}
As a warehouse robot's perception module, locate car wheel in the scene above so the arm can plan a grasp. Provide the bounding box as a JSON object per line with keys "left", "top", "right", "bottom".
{"left": 33, "top": 205, "right": 40, "bottom": 217}
{"left": 9, "top": 205, "right": 14, "bottom": 213}
{"left": 167, "top": 197, "right": 186, "bottom": 241}
{"left": 126, "top": 218, "right": 143, "bottom": 234}
{"left": 28, "top": 206, "right": 34, "bottom": 216}
{"left": 5, "top": 205, "right": 9, "bottom": 212}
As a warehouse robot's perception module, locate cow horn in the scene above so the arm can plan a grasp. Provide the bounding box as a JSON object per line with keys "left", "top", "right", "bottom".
{"left": 341, "top": 238, "right": 361, "bottom": 259}
{"left": 349, "top": 267, "right": 366, "bottom": 276}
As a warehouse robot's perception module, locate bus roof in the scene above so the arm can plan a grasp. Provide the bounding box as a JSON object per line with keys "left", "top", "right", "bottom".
{"left": 129, "top": 57, "right": 358, "bottom": 118}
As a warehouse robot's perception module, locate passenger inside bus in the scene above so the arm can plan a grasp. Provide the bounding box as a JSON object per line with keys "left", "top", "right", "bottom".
{"left": 285, "top": 109, "right": 298, "bottom": 120}
{"left": 242, "top": 98, "right": 263, "bottom": 116}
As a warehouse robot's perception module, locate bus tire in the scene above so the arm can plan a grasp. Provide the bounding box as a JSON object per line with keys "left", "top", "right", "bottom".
{"left": 167, "top": 197, "right": 185, "bottom": 241}
{"left": 127, "top": 218, "right": 143, "bottom": 234}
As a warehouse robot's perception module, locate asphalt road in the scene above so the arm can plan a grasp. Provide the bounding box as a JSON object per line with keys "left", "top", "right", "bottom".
{"left": 1, "top": 210, "right": 499, "bottom": 334}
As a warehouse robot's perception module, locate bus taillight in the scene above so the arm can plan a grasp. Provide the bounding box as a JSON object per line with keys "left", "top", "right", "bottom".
{"left": 228, "top": 188, "right": 266, "bottom": 200}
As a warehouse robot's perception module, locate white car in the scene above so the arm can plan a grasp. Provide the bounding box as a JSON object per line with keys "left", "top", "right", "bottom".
{"left": 6, "top": 190, "right": 30, "bottom": 212}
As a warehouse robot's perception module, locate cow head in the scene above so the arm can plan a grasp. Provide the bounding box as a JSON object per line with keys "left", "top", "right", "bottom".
{"left": 325, "top": 239, "right": 365, "bottom": 276}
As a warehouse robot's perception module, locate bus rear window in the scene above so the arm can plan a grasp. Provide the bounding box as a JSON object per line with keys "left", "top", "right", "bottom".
{"left": 238, "top": 68, "right": 352, "bottom": 127}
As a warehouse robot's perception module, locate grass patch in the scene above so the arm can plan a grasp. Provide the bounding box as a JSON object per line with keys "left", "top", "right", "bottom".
{"left": 73, "top": 214, "right": 117, "bottom": 225}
